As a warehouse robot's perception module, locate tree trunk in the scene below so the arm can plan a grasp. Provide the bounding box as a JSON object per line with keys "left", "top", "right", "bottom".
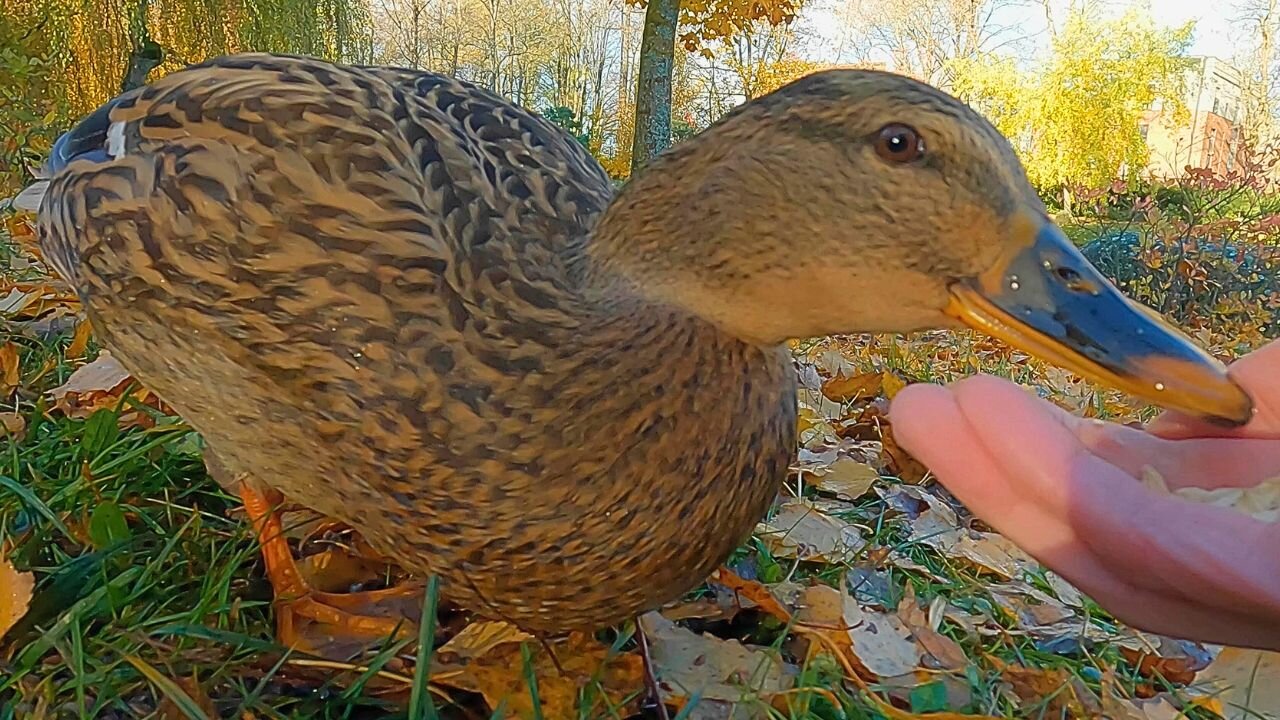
{"left": 630, "top": 0, "right": 678, "bottom": 173}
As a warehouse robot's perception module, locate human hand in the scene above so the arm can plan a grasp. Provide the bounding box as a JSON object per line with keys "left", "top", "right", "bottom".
{"left": 889, "top": 339, "right": 1280, "bottom": 650}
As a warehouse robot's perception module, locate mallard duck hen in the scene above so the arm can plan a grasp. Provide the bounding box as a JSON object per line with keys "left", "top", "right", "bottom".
{"left": 18, "top": 54, "right": 1251, "bottom": 643}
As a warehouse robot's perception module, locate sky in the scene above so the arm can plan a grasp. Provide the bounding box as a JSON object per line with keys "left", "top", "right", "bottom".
{"left": 1017, "top": 0, "right": 1239, "bottom": 58}
{"left": 805, "top": 0, "right": 1242, "bottom": 67}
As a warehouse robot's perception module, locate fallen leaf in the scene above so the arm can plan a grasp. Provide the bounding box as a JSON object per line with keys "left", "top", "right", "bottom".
{"left": 879, "top": 421, "right": 929, "bottom": 484}
{"left": 815, "top": 349, "right": 856, "bottom": 378}
{"left": 998, "top": 663, "right": 1100, "bottom": 716}
{"left": 710, "top": 568, "right": 794, "bottom": 622}
{"left": 66, "top": 319, "right": 93, "bottom": 358}
{"left": 50, "top": 350, "right": 132, "bottom": 398}
{"left": 881, "top": 372, "right": 907, "bottom": 400}
{"left": 1119, "top": 635, "right": 1211, "bottom": 685}
{"left": 0, "top": 342, "right": 19, "bottom": 392}
{"left": 907, "top": 498, "right": 1035, "bottom": 579}
{"left": 639, "top": 613, "right": 794, "bottom": 707}
{"left": 821, "top": 372, "right": 882, "bottom": 403}
{"left": 0, "top": 412, "right": 25, "bottom": 438}
{"left": 1196, "top": 647, "right": 1280, "bottom": 719}
{"left": 1043, "top": 571, "right": 1085, "bottom": 608}
{"left": 1100, "top": 670, "right": 1184, "bottom": 720}
{"left": 794, "top": 584, "right": 919, "bottom": 678}
{"left": 0, "top": 553, "right": 34, "bottom": 641}
{"left": 0, "top": 289, "right": 34, "bottom": 316}
{"left": 757, "top": 501, "right": 866, "bottom": 562}
{"left": 296, "top": 548, "right": 392, "bottom": 593}
{"left": 1101, "top": 694, "right": 1183, "bottom": 720}
{"left": 437, "top": 621, "right": 533, "bottom": 661}
{"left": 896, "top": 585, "right": 968, "bottom": 671}
{"left": 812, "top": 459, "right": 879, "bottom": 501}
{"left": 988, "top": 582, "right": 1075, "bottom": 629}
{"left": 432, "top": 631, "right": 644, "bottom": 719}
{"left": 155, "top": 673, "right": 218, "bottom": 720}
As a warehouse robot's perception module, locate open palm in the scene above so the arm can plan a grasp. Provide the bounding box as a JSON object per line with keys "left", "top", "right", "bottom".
{"left": 890, "top": 340, "right": 1280, "bottom": 650}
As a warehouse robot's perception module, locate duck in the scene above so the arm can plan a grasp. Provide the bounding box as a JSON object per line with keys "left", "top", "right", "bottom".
{"left": 16, "top": 53, "right": 1252, "bottom": 647}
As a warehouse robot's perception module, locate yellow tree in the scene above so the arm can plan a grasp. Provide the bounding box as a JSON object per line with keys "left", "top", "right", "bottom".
{"left": 0, "top": 0, "right": 368, "bottom": 195}
{"left": 952, "top": 10, "right": 1192, "bottom": 199}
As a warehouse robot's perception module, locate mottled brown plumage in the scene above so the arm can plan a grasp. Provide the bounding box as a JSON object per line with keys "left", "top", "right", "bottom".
{"left": 22, "top": 53, "right": 1203, "bottom": 633}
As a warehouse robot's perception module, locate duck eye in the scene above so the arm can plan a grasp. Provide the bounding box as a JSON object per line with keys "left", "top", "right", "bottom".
{"left": 874, "top": 124, "right": 925, "bottom": 163}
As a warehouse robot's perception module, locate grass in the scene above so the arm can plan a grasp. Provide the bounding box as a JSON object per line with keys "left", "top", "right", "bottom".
{"left": 0, "top": 222, "right": 1264, "bottom": 719}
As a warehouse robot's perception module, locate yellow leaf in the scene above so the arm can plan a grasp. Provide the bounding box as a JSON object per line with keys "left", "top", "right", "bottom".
{"left": 821, "top": 372, "right": 882, "bottom": 402}
{"left": 431, "top": 632, "right": 643, "bottom": 719}
{"left": 437, "top": 620, "right": 533, "bottom": 661}
{"left": 0, "top": 552, "right": 34, "bottom": 641}
{"left": 0, "top": 343, "right": 18, "bottom": 392}
{"left": 66, "top": 318, "right": 93, "bottom": 358}
{"left": 881, "top": 372, "right": 907, "bottom": 399}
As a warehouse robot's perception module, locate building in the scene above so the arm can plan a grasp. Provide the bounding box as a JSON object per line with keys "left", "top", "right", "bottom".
{"left": 1140, "top": 56, "right": 1246, "bottom": 178}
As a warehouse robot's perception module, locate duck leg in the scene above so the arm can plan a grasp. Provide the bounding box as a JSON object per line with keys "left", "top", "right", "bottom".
{"left": 236, "top": 482, "right": 426, "bottom": 650}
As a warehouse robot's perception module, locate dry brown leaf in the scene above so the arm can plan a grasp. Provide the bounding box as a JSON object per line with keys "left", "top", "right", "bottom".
{"left": 1196, "top": 647, "right": 1280, "bottom": 719}
{"left": 0, "top": 412, "right": 25, "bottom": 438}
{"left": 50, "top": 350, "right": 132, "bottom": 399}
{"left": 757, "top": 501, "right": 866, "bottom": 562}
{"left": 1143, "top": 466, "right": 1280, "bottom": 522}
{"left": 640, "top": 612, "right": 794, "bottom": 708}
{"left": 999, "top": 663, "right": 1100, "bottom": 716}
{"left": 794, "top": 584, "right": 919, "bottom": 678}
{"left": 907, "top": 499, "right": 1035, "bottom": 579}
{"left": 432, "top": 631, "right": 644, "bottom": 719}
{"left": 0, "top": 342, "right": 19, "bottom": 393}
{"left": 437, "top": 621, "right": 533, "bottom": 661}
{"left": 155, "top": 674, "right": 218, "bottom": 720}
{"left": 296, "top": 548, "right": 391, "bottom": 593}
{"left": 1119, "top": 635, "right": 1211, "bottom": 686}
{"left": 710, "top": 569, "right": 793, "bottom": 622}
{"left": 0, "top": 553, "right": 34, "bottom": 641}
{"left": 812, "top": 459, "right": 879, "bottom": 501}
{"left": 821, "top": 372, "right": 882, "bottom": 403}
{"left": 895, "top": 585, "right": 968, "bottom": 671}
{"left": 987, "top": 582, "right": 1075, "bottom": 630}
{"left": 879, "top": 421, "right": 929, "bottom": 484}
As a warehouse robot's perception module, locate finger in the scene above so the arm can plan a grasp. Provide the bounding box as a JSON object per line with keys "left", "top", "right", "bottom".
{"left": 895, "top": 379, "right": 1280, "bottom": 649}
{"left": 1072, "top": 420, "right": 1280, "bottom": 490}
{"left": 1148, "top": 338, "right": 1280, "bottom": 439}
{"left": 891, "top": 382, "right": 1105, "bottom": 575}
{"left": 895, "top": 381, "right": 1280, "bottom": 649}
{"left": 1070, "top": 564, "right": 1280, "bottom": 651}
{"left": 935, "top": 377, "right": 1280, "bottom": 616}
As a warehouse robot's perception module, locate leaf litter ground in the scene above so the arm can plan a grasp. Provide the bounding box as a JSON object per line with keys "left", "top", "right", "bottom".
{"left": 0, "top": 214, "right": 1277, "bottom": 719}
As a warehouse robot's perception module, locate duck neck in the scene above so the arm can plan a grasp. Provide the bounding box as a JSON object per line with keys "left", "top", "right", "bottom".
{"left": 578, "top": 140, "right": 794, "bottom": 345}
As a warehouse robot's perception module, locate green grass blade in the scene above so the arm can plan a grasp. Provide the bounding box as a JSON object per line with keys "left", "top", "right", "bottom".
{"left": 409, "top": 575, "right": 440, "bottom": 720}
{"left": 121, "top": 655, "right": 212, "bottom": 720}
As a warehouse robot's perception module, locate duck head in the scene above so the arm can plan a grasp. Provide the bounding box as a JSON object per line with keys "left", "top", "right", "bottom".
{"left": 591, "top": 69, "right": 1253, "bottom": 426}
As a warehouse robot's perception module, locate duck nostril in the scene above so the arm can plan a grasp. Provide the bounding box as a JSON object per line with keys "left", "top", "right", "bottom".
{"left": 1052, "top": 265, "right": 1096, "bottom": 293}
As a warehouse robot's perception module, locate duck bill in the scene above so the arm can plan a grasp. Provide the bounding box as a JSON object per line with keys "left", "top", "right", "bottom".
{"left": 946, "top": 216, "right": 1254, "bottom": 427}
